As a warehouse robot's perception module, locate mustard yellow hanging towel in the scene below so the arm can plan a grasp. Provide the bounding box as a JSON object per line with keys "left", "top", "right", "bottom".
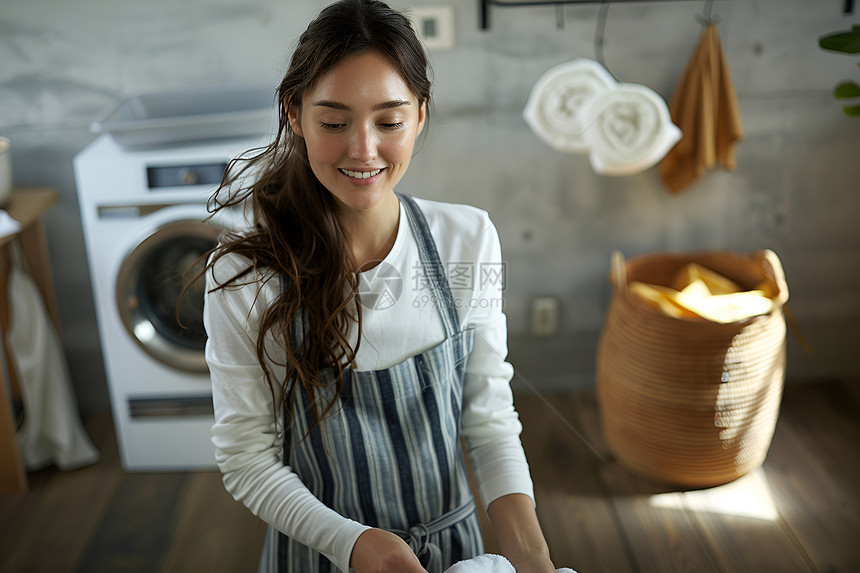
{"left": 660, "top": 23, "right": 744, "bottom": 194}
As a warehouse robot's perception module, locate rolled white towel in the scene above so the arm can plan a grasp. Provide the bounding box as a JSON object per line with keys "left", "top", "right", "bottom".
{"left": 523, "top": 58, "right": 617, "bottom": 154}
{"left": 444, "top": 553, "right": 577, "bottom": 573}
{"left": 580, "top": 82, "right": 681, "bottom": 176}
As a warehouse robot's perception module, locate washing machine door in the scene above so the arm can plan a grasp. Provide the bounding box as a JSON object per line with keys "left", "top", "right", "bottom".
{"left": 115, "top": 208, "right": 225, "bottom": 373}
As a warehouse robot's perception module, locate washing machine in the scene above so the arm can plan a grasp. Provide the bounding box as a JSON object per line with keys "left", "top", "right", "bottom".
{"left": 74, "top": 133, "right": 259, "bottom": 470}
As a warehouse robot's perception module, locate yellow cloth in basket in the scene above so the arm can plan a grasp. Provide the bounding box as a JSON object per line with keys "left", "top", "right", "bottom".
{"left": 629, "top": 263, "right": 774, "bottom": 323}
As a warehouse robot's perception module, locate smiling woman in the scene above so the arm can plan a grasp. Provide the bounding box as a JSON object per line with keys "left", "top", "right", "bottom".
{"left": 287, "top": 51, "right": 426, "bottom": 254}
{"left": 197, "top": 1, "right": 556, "bottom": 572}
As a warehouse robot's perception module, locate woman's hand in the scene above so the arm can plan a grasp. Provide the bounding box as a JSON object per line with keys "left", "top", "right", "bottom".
{"left": 350, "top": 528, "right": 429, "bottom": 573}
{"left": 509, "top": 551, "right": 557, "bottom": 573}
{"left": 487, "top": 493, "right": 557, "bottom": 573}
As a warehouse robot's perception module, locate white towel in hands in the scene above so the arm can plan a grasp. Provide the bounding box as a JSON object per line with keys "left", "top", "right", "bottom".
{"left": 444, "top": 553, "right": 577, "bottom": 573}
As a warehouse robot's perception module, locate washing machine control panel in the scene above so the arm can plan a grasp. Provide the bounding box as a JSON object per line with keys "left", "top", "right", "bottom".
{"left": 74, "top": 134, "right": 261, "bottom": 205}
{"left": 146, "top": 162, "right": 228, "bottom": 189}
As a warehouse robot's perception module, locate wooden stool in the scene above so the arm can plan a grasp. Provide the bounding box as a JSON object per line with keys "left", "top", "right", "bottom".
{"left": 0, "top": 189, "right": 60, "bottom": 494}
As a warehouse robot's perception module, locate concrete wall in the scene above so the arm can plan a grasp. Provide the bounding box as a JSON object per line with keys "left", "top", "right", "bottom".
{"left": 1, "top": 0, "right": 858, "bottom": 411}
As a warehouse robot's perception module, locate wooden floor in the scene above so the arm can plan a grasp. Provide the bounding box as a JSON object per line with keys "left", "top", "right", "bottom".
{"left": 1, "top": 379, "right": 858, "bottom": 572}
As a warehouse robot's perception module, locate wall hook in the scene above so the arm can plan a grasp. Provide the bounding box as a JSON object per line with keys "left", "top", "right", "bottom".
{"left": 694, "top": 0, "right": 720, "bottom": 26}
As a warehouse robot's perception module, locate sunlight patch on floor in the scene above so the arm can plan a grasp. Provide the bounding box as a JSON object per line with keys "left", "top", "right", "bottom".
{"left": 648, "top": 468, "right": 779, "bottom": 521}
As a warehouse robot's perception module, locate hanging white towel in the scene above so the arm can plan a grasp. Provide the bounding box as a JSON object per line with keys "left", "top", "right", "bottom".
{"left": 444, "top": 553, "right": 577, "bottom": 573}
{"left": 7, "top": 251, "right": 99, "bottom": 471}
{"left": 581, "top": 82, "right": 682, "bottom": 176}
{"left": 0, "top": 209, "right": 21, "bottom": 238}
{"left": 523, "top": 58, "right": 618, "bottom": 154}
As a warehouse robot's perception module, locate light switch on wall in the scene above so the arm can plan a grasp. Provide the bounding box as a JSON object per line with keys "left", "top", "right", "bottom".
{"left": 531, "top": 296, "right": 560, "bottom": 337}
{"left": 408, "top": 5, "right": 455, "bottom": 51}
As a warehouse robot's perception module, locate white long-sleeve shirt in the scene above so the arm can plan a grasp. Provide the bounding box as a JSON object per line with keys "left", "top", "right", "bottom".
{"left": 204, "top": 196, "right": 533, "bottom": 573}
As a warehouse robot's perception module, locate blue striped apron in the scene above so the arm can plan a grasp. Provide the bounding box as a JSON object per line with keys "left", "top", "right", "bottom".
{"left": 259, "top": 193, "right": 484, "bottom": 572}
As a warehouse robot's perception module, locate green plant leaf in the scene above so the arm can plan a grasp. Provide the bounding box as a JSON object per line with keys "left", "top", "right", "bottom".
{"left": 819, "top": 25, "right": 860, "bottom": 54}
{"left": 843, "top": 103, "right": 860, "bottom": 116}
{"left": 835, "top": 81, "right": 860, "bottom": 98}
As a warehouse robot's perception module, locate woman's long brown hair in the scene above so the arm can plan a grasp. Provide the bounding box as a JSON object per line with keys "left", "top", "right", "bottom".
{"left": 198, "top": 0, "right": 432, "bottom": 431}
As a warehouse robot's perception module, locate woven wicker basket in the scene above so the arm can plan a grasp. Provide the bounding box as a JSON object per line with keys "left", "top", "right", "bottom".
{"left": 596, "top": 249, "right": 789, "bottom": 487}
